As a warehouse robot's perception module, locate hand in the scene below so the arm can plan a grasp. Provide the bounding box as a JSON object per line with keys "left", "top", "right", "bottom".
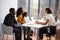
{"left": 14, "top": 24, "right": 18, "bottom": 27}
{"left": 36, "top": 21, "right": 40, "bottom": 24}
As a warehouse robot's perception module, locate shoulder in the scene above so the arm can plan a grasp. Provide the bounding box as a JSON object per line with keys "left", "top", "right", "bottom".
{"left": 45, "top": 14, "right": 51, "bottom": 19}
{"left": 18, "top": 15, "right": 23, "bottom": 18}
{"left": 24, "top": 17, "right": 27, "bottom": 20}
{"left": 24, "top": 17, "right": 27, "bottom": 18}
{"left": 5, "top": 14, "right": 10, "bottom": 18}
{"left": 4, "top": 14, "right": 11, "bottom": 20}
{"left": 47, "top": 14, "right": 53, "bottom": 17}
{"left": 49, "top": 14, "right": 54, "bottom": 17}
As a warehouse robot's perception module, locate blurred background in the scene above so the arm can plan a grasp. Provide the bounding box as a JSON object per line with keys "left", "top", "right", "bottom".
{"left": 0, "top": 0, "right": 60, "bottom": 40}
{"left": 0, "top": 0, "right": 59, "bottom": 23}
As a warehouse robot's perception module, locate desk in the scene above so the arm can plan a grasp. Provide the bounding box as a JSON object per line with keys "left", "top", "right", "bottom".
{"left": 22, "top": 20, "right": 48, "bottom": 40}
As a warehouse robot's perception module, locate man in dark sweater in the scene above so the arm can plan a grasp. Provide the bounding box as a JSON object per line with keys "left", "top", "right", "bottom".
{"left": 3, "top": 8, "right": 21, "bottom": 40}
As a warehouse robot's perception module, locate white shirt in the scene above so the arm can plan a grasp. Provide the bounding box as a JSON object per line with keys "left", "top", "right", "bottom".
{"left": 45, "top": 14, "right": 56, "bottom": 26}
{"left": 24, "top": 16, "right": 30, "bottom": 23}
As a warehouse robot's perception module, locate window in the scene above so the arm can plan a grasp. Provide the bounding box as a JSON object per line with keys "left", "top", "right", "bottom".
{"left": 30, "top": 0, "right": 38, "bottom": 18}
{"left": 29, "top": 0, "right": 49, "bottom": 18}
{"left": 39, "top": 0, "right": 49, "bottom": 18}
{"left": 25, "top": 0, "right": 58, "bottom": 18}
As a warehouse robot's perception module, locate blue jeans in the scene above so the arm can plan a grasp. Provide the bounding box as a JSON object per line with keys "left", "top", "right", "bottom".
{"left": 23, "top": 26, "right": 31, "bottom": 40}
{"left": 13, "top": 27, "right": 22, "bottom": 40}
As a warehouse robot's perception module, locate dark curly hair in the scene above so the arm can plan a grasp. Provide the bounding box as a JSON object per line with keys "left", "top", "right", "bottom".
{"left": 9, "top": 8, "right": 15, "bottom": 13}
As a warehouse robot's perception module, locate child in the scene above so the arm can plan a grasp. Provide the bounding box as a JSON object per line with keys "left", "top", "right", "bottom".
{"left": 23, "top": 12, "right": 30, "bottom": 23}
{"left": 23, "top": 12, "right": 33, "bottom": 40}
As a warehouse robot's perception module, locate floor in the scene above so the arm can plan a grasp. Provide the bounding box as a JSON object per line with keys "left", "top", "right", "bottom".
{"left": 0, "top": 33, "right": 56, "bottom": 40}
{"left": 56, "top": 23, "right": 60, "bottom": 40}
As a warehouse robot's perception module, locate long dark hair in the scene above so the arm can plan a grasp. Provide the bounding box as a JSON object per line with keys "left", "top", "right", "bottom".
{"left": 45, "top": 8, "right": 52, "bottom": 14}
{"left": 16, "top": 7, "right": 23, "bottom": 17}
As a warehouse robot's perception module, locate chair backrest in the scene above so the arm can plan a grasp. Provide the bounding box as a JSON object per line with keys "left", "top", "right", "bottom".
{"left": 2, "top": 24, "right": 14, "bottom": 35}
{"left": 0, "top": 23, "right": 3, "bottom": 36}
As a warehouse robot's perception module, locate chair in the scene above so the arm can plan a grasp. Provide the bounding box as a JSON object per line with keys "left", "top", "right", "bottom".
{"left": 2, "top": 24, "right": 15, "bottom": 40}
{"left": 0, "top": 23, "right": 3, "bottom": 40}
{"left": 46, "top": 26, "right": 56, "bottom": 40}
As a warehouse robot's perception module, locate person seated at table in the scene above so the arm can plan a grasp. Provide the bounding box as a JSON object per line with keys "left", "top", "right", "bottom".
{"left": 17, "top": 7, "right": 25, "bottom": 24}
{"left": 3, "top": 8, "right": 22, "bottom": 40}
{"left": 23, "top": 12, "right": 33, "bottom": 40}
{"left": 23, "top": 12, "right": 30, "bottom": 22}
{"left": 16, "top": 7, "right": 32, "bottom": 40}
{"left": 36, "top": 8, "right": 56, "bottom": 40}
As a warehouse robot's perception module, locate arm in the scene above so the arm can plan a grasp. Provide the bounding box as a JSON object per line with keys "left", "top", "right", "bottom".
{"left": 17, "top": 15, "right": 25, "bottom": 24}
{"left": 3, "top": 15, "right": 15, "bottom": 27}
{"left": 36, "top": 19, "right": 49, "bottom": 25}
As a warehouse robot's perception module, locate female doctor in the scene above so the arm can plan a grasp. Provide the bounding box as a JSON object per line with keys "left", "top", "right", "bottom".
{"left": 36, "top": 8, "right": 56, "bottom": 40}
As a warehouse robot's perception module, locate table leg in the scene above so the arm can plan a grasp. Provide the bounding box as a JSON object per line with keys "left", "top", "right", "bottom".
{"left": 21, "top": 27, "right": 23, "bottom": 40}
{"left": 37, "top": 28, "right": 39, "bottom": 40}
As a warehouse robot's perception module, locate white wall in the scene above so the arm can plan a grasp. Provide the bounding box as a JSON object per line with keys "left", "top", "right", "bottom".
{"left": 0, "top": 0, "right": 18, "bottom": 23}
